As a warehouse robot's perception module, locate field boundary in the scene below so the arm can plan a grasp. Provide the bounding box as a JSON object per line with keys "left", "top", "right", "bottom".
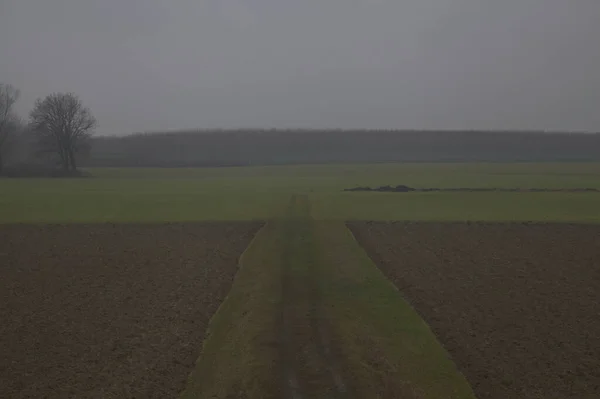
{"left": 317, "top": 222, "right": 477, "bottom": 398}
{"left": 179, "top": 222, "right": 282, "bottom": 399}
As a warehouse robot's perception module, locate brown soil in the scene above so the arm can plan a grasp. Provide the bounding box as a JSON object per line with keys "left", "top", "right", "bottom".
{"left": 0, "top": 222, "right": 261, "bottom": 399}
{"left": 348, "top": 222, "right": 600, "bottom": 399}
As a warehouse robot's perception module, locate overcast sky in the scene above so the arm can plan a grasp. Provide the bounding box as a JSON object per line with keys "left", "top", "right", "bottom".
{"left": 1, "top": 0, "right": 599, "bottom": 135}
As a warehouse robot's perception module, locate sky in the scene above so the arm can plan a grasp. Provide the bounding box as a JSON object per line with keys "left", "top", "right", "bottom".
{"left": 1, "top": 0, "right": 599, "bottom": 135}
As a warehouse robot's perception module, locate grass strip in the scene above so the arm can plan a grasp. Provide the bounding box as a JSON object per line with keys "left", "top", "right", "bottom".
{"left": 179, "top": 222, "right": 283, "bottom": 399}
{"left": 315, "top": 221, "right": 477, "bottom": 398}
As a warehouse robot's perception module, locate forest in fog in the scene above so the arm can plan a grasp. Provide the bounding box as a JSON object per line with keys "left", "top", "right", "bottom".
{"left": 86, "top": 130, "right": 600, "bottom": 167}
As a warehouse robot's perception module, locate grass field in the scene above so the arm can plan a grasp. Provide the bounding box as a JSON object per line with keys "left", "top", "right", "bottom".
{"left": 1, "top": 162, "right": 599, "bottom": 398}
{"left": 1, "top": 163, "right": 600, "bottom": 223}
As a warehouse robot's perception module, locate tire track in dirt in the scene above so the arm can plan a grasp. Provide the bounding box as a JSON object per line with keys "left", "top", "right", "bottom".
{"left": 280, "top": 196, "right": 303, "bottom": 399}
{"left": 279, "top": 195, "right": 350, "bottom": 399}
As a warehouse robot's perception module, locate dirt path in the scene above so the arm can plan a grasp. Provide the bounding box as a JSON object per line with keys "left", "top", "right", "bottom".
{"left": 184, "top": 199, "right": 472, "bottom": 398}
{"left": 250, "top": 195, "right": 473, "bottom": 398}
{"left": 278, "top": 195, "right": 349, "bottom": 399}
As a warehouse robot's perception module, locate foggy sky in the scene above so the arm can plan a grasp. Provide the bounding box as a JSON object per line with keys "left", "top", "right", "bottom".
{"left": 1, "top": 0, "right": 599, "bottom": 135}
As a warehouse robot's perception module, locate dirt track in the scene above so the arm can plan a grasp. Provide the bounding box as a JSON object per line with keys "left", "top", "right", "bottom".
{"left": 279, "top": 196, "right": 349, "bottom": 398}
{"left": 0, "top": 222, "right": 260, "bottom": 399}
{"left": 349, "top": 222, "right": 600, "bottom": 399}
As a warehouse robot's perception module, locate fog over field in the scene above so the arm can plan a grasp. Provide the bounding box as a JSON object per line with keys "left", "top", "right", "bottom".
{"left": 3, "top": 3, "right": 600, "bottom": 397}
{"left": 1, "top": 0, "right": 599, "bottom": 135}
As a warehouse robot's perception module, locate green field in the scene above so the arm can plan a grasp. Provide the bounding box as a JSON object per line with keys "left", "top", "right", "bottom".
{"left": 1, "top": 163, "right": 599, "bottom": 223}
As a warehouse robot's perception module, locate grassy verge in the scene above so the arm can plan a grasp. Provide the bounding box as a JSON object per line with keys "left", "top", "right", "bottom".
{"left": 179, "top": 223, "right": 283, "bottom": 399}
{"left": 315, "top": 221, "right": 477, "bottom": 398}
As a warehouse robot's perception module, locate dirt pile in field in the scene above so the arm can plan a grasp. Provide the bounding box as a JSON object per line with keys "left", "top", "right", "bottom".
{"left": 349, "top": 222, "right": 600, "bottom": 399}
{"left": 344, "top": 185, "right": 600, "bottom": 192}
{"left": 344, "top": 185, "right": 416, "bottom": 192}
{"left": 0, "top": 222, "right": 261, "bottom": 399}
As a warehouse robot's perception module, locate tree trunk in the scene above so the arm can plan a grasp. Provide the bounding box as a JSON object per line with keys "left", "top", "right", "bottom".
{"left": 61, "top": 152, "right": 69, "bottom": 171}
{"left": 68, "top": 148, "right": 77, "bottom": 171}
{"left": 57, "top": 144, "right": 69, "bottom": 171}
{"left": 0, "top": 151, "right": 3, "bottom": 174}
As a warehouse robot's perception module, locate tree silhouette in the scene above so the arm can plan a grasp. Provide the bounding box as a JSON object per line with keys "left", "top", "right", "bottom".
{"left": 29, "top": 93, "right": 96, "bottom": 171}
{"left": 0, "top": 83, "right": 20, "bottom": 172}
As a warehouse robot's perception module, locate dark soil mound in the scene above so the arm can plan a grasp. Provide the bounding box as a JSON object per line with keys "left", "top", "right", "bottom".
{"left": 344, "top": 185, "right": 415, "bottom": 192}
{"left": 344, "top": 185, "right": 600, "bottom": 193}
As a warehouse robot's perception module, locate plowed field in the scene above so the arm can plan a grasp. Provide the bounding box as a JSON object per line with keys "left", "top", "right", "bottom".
{"left": 0, "top": 222, "right": 261, "bottom": 399}
{"left": 349, "top": 222, "right": 600, "bottom": 399}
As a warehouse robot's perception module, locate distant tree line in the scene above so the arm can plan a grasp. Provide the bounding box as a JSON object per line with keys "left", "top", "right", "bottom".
{"left": 3, "top": 80, "right": 600, "bottom": 172}
{"left": 86, "top": 129, "right": 600, "bottom": 167}
{"left": 0, "top": 83, "right": 96, "bottom": 176}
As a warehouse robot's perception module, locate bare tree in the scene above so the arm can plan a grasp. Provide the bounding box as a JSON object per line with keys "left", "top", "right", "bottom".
{"left": 0, "top": 84, "right": 20, "bottom": 173}
{"left": 29, "top": 93, "right": 97, "bottom": 171}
